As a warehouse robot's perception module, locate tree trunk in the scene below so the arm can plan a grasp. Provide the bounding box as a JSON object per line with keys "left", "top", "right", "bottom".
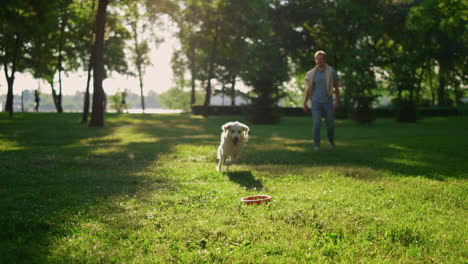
{"left": 415, "top": 67, "right": 424, "bottom": 103}
{"left": 230, "top": 75, "right": 236, "bottom": 106}
{"left": 131, "top": 22, "right": 146, "bottom": 113}
{"left": 89, "top": 0, "right": 109, "bottom": 127}
{"left": 55, "top": 79, "right": 63, "bottom": 113}
{"left": 250, "top": 80, "right": 278, "bottom": 124}
{"left": 138, "top": 65, "right": 145, "bottom": 113}
{"left": 81, "top": 0, "right": 96, "bottom": 124}
{"left": 437, "top": 63, "right": 447, "bottom": 106}
{"left": 190, "top": 74, "right": 196, "bottom": 105}
{"left": 203, "top": 22, "right": 219, "bottom": 112}
{"left": 428, "top": 63, "right": 435, "bottom": 106}
{"left": 5, "top": 75, "right": 14, "bottom": 116}
{"left": 189, "top": 47, "right": 196, "bottom": 105}
{"left": 3, "top": 33, "right": 20, "bottom": 116}
{"left": 50, "top": 81, "right": 63, "bottom": 112}
{"left": 56, "top": 6, "right": 67, "bottom": 114}
{"left": 81, "top": 61, "right": 92, "bottom": 123}
{"left": 21, "top": 90, "right": 24, "bottom": 112}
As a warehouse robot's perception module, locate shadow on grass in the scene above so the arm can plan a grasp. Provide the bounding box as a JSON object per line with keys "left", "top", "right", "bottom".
{"left": 241, "top": 116, "right": 468, "bottom": 180}
{"left": 241, "top": 142, "right": 466, "bottom": 180}
{"left": 0, "top": 113, "right": 224, "bottom": 263}
{"left": 227, "top": 171, "right": 263, "bottom": 190}
{"left": 0, "top": 113, "right": 466, "bottom": 262}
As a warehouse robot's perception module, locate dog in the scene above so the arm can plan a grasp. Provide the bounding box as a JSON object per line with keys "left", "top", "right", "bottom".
{"left": 216, "top": 121, "right": 249, "bottom": 172}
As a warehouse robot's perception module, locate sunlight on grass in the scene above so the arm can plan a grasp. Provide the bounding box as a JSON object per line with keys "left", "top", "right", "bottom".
{"left": 0, "top": 139, "right": 23, "bottom": 151}
{"left": 386, "top": 143, "right": 411, "bottom": 151}
{"left": 0, "top": 114, "right": 466, "bottom": 263}
{"left": 383, "top": 157, "right": 430, "bottom": 167}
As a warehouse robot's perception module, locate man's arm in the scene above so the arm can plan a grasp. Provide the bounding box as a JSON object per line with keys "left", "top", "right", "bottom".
{"left": 303, "top": 83, "right": 311, "bottom": 112}
{"left": 333, "top": 80, "right": 340, "bottom": 110}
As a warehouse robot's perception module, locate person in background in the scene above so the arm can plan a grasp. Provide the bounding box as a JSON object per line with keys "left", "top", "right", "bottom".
{"left": 34, "top": 89, "right": 40, "bottom": 112}
{"left": 121, "top": 89, "right": 128, "bottom": 113}
{"left": 303, "top": 50, "right": 340, "bottom": 151}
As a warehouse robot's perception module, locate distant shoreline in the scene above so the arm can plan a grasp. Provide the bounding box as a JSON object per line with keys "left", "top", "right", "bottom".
{"left": 1, "top": 108, "right": 184, "bottom": 114}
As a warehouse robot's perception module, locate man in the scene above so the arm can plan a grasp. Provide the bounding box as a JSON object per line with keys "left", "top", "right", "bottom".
{"left": 34, "top": 89, "right": 40, "bottom": 112}
{"left": 303, "top": 50, "right": 340, "bottom": 151}
{"left": 121, "top": 89, "right": 128, "bottom": 113}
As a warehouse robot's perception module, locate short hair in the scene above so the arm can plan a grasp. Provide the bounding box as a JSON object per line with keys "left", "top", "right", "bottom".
{"left": 314, "top": 50, "right": 327, "bottom": 59}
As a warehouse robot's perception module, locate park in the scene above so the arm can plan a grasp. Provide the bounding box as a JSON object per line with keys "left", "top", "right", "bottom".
{"left": 1, "top": 0, "right": 467, "bottom": 263}
{"left": 1, "top": 113, "right": 467, "bottom": 263}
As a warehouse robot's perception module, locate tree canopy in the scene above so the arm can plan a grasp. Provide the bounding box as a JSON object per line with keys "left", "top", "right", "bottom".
{"left": 1, "top": 0, "right": 466, "bottom": 124}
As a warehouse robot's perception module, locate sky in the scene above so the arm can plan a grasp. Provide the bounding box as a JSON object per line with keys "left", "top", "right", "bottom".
{"left": 0, "top": 17, "right": 179, "bottom": 96}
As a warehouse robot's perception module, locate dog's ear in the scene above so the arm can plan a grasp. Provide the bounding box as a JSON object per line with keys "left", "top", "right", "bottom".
{"left": 222, "top": 122, "right": 232, "bottom": 132}
{"left": 240, "top": 123, "right": 249, "bottom": 142}
{"left": 240, "top": 124, "right": 249, "bottom": 134}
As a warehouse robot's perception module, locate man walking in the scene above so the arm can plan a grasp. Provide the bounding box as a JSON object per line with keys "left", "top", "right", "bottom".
{"left": 303, "top": 50, "right": 340, "bottom": 151}
{"left": 34, "top": 89, "right": 40, "bottom": 112}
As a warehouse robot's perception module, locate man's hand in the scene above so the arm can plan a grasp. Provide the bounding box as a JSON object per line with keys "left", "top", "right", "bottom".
{"left": 303, "top": 103, "right": 310, "bottom": 113}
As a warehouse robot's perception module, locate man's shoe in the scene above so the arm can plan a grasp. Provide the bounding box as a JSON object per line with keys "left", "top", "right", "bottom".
{"left": 314, "top": 146, "right": 320, "bottom": 151}
{"left": 330, "top": 142, "right": 336, "bottom": 149}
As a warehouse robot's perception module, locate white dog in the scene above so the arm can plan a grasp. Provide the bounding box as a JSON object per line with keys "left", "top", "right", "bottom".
{"left": 216, "top": 121, "right": 249, "bottom": 172}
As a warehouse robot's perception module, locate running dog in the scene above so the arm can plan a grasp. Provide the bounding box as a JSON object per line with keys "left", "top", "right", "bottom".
{"left": 216, "top": 121, "right": 249, "bottom": 172}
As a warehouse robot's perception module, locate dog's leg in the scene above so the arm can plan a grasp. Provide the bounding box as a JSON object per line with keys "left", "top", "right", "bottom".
{"left": 225, "top": 156, "right": 230, "bottom": 172}
{"left": 216, "top": 158, "right": 222, "bottom": 172}
{"left": 217, "top": 153, "right": 224, "bottom": 172}
{"left": 216, "top": 146, "right": 223, "bottom": 172}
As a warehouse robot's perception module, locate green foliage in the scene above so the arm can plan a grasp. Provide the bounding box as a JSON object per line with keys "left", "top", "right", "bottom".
{"left": 158, "top": 87, "right": 204, "bottom": 111}
{"left": 109, "top": 92, "right": 125, "bottom": 113}
{"left": 2, "top": 0, "right": 466, "bottom": 118}
{"left": 0, "top": 113, "right": 467, "bottom": 263}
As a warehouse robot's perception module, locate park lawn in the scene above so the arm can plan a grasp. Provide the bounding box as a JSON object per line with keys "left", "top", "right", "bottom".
{"left": 0, "top": 113, "right": 467, "bottom": 263}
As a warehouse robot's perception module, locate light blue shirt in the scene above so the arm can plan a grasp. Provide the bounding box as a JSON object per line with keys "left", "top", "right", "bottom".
{"left": 311, "top": 68, "right": 338, "bottom": 104}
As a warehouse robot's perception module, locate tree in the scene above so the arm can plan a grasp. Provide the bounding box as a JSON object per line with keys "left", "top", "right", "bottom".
{"left": 172, "top": 2, "right": 204, "bottom": 106}
{"left": 89, "top": 0, "right": 109, "bottom": 127}
{"left": 79, "top": 1, "right": 130, "bottom": 123}
{"left": 78, "top": 0, "right": 97, "bottom": 123}
{"left": 173, "top": 0, "right": 231, "bottom": 113}
{"left": 236, "top": 0, "right": 289, "bottom": 124}
{"left": 125, "top": 0, "right": 158, "bottom": 113}
{"left": 0, "top": 1, "right": 38, "bottom": 116}
{"left": 406, "top": 0, "right": 467, "bottom": 106}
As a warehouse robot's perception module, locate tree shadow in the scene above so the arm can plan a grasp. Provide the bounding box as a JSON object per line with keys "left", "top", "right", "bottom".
{"left": 240, "top": 116, "right": 468, "bottom": 180}
{"left": 0, "top": 113, "right": 224, "bottom": 263}
{"left": 227, "top": 171, "right": 263, "bottom": 190}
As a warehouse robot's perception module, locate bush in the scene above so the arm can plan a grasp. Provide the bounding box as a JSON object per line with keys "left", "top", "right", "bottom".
{"left": 334, "top": 107, "right": 351, "bottom": 119}
{"left": 191, "top": 105, "right": 247, "bottom": 115}
{"left": 246, "top": 105, "right": 281, "bottom": 124}
{"left": 396, "top": 99, "right": 418, "bottom": 122}
{"left": 457, "top": 105, "right": 468, "bottom": 116}
{"left": 419, "top": 106, "right": 459, "bottom": 117}
{"left": 374, "top": 107, "right": 394, "bottom": 118}
{"left": 191, "top": 105, "right": 465, "bottom": 119}
{"left": 109, "top": 93, "right": 125, "bottom": 113}
{"left": 279, "top": 107, "right": 308, "bottom": 117}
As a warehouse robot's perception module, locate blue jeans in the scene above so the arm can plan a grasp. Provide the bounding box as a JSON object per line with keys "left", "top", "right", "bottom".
{"left": 311, "top": 102, "right": 334, "bottom": 147}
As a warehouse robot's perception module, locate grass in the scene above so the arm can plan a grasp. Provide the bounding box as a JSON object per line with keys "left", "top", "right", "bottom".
{"left": 0, "top": 113, "right": 467, "bottom": 263}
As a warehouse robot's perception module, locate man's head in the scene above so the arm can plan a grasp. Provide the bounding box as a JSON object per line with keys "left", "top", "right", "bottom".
{"left": 314, "top": 50, "right": 327, "bottom": 68}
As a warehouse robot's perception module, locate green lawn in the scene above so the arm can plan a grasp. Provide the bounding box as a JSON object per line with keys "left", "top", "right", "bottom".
{"left": 0, "top": 113, "right": 467, "bottom": 263}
